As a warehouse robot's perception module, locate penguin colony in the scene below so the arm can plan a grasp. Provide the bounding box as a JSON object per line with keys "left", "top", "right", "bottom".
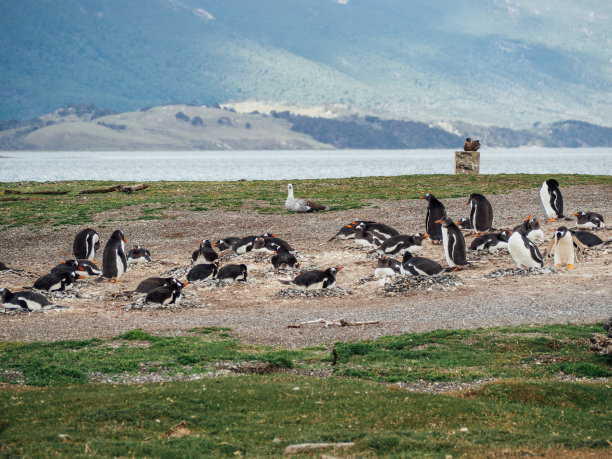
{"left": 0, "top": 179, "right": 609, "bottom": 312}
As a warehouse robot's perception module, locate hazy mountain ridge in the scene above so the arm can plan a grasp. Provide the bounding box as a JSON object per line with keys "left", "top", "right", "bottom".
{"left": 1, "top": 0, "right": 611, "bottom": 127}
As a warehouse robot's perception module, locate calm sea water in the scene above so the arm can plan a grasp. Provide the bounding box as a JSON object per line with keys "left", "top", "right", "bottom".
{"left": 0, "top": 148, "right": 611, "bottom": 182}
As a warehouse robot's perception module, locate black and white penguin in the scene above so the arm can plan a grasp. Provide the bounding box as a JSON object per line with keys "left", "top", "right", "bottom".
{"left": 508, "top": 231, "right": 544, "bottom": 268}
{"left": 540, "top": 179, "right": 565, "bottom": 222}
{"left": 280, "top": 267, "right": 343, "bottom": 290}
{"left": 192, "top": 239, "right": 218, "bottom": 265}
{"left": 377, "top": 233, "right": 428, "bottom": 256}
{"left": 217, "top": 264, "right": 248, "bottom": 283}
{"left": 469, "top": 230, "right": 510, "bottom": 253}
{"left": 456, "top": 218, "right": 472, "bottom": 230}
{"left": 33, "top": 270, "right": 80, "bottom": 292}
{"left": 467, "top": 193, "right": 493, "bottom": 233}
{"left": 102, "top": 229, "right": 128, "bottom": 280}
{"left": 420, "top": 193, "right": 446, "bottom": 243}
{"left": 544, "top": 226, "right": 585, "bottom": 269}
{"left": 76, "top": 259, "right": 102, "bottom": 277}
{"left": 126, "top": 246, "right": 152, "bottom": 264}
{"left": 374, "top": 255, "right": 402, "bottom": 277}
{"left": 145, "top": 281, "right": 187, "bottom": 306}
{"left": 271, "top": 247, "right": 299, "bottom": 269}
{"left": 136, "top": 277, "right": 184, "bottom": 293}
{"left": 0, "top": 261, "right": 9, "bottom": 271}
{"left": 253, "top": 235, "right": 294, "bottom": 254}
{"left": 570, "top": 230, "right": 609, "bottom": 248}
{"left": 187, "top": 261, "right": 220, "bottom": 281}
{"left": 574, "top": 211, "right": 605, "bottom": 229}
{"left": 436, "top": 216, "right": 467, "bottom": 269}
{"left": 73, "top": 228, "right": 100, "bottom": 260}
{"left": 362, "top": 222, "right": 399, "bottom": 241}
{"left": 352, "top": 223, "right": 381, "bottom": 247}
{"left": 401, "top": 251, "right": 444, "bottom": 276}
{"left": 513, "top": 215, "right": 545, "bottom": 243}
{"left": 50, "top": 260, "right": 83, "bottom": 275}
{"left": 328, "top": 221, "right": 376, "bottom": 241}
{"left": 0, "top": 288, "right": 57, "bottom": 311}
{"left": 213, "top": 238, "right": 240, "bottom": 251}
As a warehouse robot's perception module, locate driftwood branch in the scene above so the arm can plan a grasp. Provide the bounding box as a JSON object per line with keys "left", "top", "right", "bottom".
{"left": 288, "top": 318, "right": 380, "bottom": 328}
{"left": 79, "top": 183, "right": 148, "bottom": 195}
{"left": 284, "top": 442, "right": 355, "bottom": 455}
{"left": 4, "top": 189, "right": 69, "bottom": 195}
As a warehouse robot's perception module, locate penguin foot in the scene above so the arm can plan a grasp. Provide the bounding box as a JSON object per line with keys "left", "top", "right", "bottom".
{"left": 547, "top": 218, "right": 557, "bottom": 223}
{"left": 109, "top": 279, "right": 124, "bottom": 283}
{"left": 568, "top": 264, "right": 575, "bottom": 269}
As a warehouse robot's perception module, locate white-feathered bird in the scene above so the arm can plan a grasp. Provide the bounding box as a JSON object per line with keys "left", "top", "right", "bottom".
{"left": 285, "top": 184, "right": 326, "bottom": 213}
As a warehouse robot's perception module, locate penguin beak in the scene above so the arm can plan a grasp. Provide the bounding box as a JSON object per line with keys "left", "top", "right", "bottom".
{"left": 270, "top": 234, "right": 277, "bottom": 237}
{"left": 434, "top": 219, "right": 442, "bottom": 224}
{"left": 212, "top": 243, "right": 217, "bottom": 247}
{"left": 424, "top": 234, "right": 429, "bottom": 238}
{"left": 60, "top": 261, "right": 66, "bottom": 264}
{"left": 525, "top": 215, "right": 531, "bottom": 221}
{"left": 465, "top": 201, "right": 469, "bottom": 205}
{"left": 337, "top": 267, "right": 344, "bottom": 271}
{"left": 78, "top": 267, "right": 84, "bottom": 271}
{"left": 123, "top": 238, "right": 127, "bottom": 243}
{"left": 573, "top": 213, "right": 579, "bottom": 216}
{"left": 345, "top": 225, "right": 354, "bottom": 228}
{"left": 419, "top": 196, "right": 425, "bottom": 199}
{"left": 183, "top": 283, "right": 189, "bottom": 287}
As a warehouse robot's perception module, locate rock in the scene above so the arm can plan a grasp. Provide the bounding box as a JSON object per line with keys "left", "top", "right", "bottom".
{"left": 455, "top": 150, "right": 480, "bottom": 175}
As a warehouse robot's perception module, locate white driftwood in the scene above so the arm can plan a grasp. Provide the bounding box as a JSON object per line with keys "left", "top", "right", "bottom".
{"left": 283, "top": 442, "right": 355, "bottom": 455}
{"left": 288, "top": 318, "right": 380, "bottom": 328}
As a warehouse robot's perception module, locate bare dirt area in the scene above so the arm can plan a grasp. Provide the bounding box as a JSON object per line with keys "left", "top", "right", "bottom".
{"left": 1, "top": 185, "right": 611, "bottom": 348}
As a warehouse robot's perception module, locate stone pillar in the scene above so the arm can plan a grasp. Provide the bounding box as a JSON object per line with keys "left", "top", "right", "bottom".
{"left": 455, "top": 151, "right": 480, "bottom": 174}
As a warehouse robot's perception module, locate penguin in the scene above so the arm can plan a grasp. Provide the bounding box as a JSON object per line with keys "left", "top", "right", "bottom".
{"left": 0, "top": 262, "right": 9, "bottom": 271}
{"left": 469, "top": 230, "right": 510, "bottom": 253}
{"left": 192, "top": 239, "right": 218, "bottom": 265}
{"left": 102, "top": 229, "right": 128, "bottom": 280}
{"left": 145, "top": 281, "right": 187, "bottom": 306}
{"left": 328, "top": 221, "right": 376, "bottom": 241}
{"left": 73, "top": 228, "right": 100, "bottom": 260}
{"left": 467, "top": 193, "right": 493, "bottom": 233}
{"left": 352, "top": 223, "right": 381, "bottom": 247}
{"left": 33, "top": 270, "right": 81, "bottom": 292}
{"left": 374, "top": 255, "right": 402, "bottom": 277}
{"left": 76, "top": 259, "right": 102, "bottom": 277}
{"left": 456, "top": 218, "right": 472, "bottom": 230}
{"left": 136, "top": 277, "right": 185, "bottom": 293}
{"left": 231, "top": 234, "right": 275, "bottom": 254}
{"left": 508, "top": 231, "right": 544, "bottom": 268}
{"left": 513, "top": 215, "right": 544, "bottom": 243}
{"left": 570, "top": 230, "right": 609, "bottom": 248}
{"left": 540, "top": 179, "right": 565, "bottom": 222}
{"left": 50, "top": 260, "right": 83, "bottom": 275}
{"left": 213, "top": 238, "right": 240, "bottom": 251}
{"left": 285, "top": 183, "right": 326, "bottom": 212}
{"left": 126, "top": 246, "right": 152, "bottom": 264}
{"left": 377, "top": 233, "right": 428, "bottom": 256}
{"left": 187, "top": 261, "right": 220, "bottom": 281}
{"left": 362, "top": 222, "right": 399, "bottom": 241}
{"left": 420, "top": 193, "right": 446, "bottom": 244}
{"left": 436, "top": 216, "right": 467, "bottom": 270}
{"left": 544, "top": 226, "right": 585, "bottom": 269}
{"left": 401, "top": 251, "right": 444, "bottom": 276}
{"left": 271, "top": 246, "right": 299, "bottom": 269}
{"left": 217, "top": 264, "right": 248, "bottom": 283}
{"left": 280, "top": 267, "right": 343, "bottom": 290}
{"left": 253, "top": 235, "right": 294, "bottom": 254}
{"left": 0, "top": 287, "right": 57, "bottom": 312}
{"left": 574, "top": 211, "right": 605, "bottom": 229}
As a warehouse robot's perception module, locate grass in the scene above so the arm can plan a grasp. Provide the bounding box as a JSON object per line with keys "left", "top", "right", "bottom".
{"left": 1, "top": 174, "right": 610, "bottom": 229}
{"left": 0, "top": 324, "right": 610, "bottom": 456}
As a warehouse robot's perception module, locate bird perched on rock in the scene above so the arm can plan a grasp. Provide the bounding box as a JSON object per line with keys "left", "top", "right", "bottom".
{"left": 285, "top": 183, "right": 326, "bottom": 213}
{"left": 464, "top": 138, "right": 481, "bottom": 151}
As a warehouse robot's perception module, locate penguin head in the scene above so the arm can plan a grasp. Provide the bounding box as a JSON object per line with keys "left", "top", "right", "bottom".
{"left": 402, "top": 251, "right": 414, "bottom": 263}
{"left": 499, "top": 230, "right": 510, "bottom": 241}
{"left": 434, "top": 216, "right": 453, "bottom": 227}
{"left": 111, "top": 230, "right": 127, "bottom": 242}
{"left": 0, "top": 287, "right": 11, "bottom": 301}
{"left": 545, "top": 178, "right": 559, "bottom": 188}
{"left": 554, "top": 226, "right": 569, "bottom": 240}
{"left": 325, "top": 267, "right": 343, "bottom": 277}
{"left": 62, "top": 259, "right": 80, "bottom": 269}
{"left": 239, "top": 264, "right": 248, "bottom": 274}
{"left": 420, "top": 193, "right": 433, "bottom": 201}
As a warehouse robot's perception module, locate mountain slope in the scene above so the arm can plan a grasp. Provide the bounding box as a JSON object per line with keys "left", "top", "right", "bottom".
{"left": 1, "top": 0, "right": 611, "bottom": 127}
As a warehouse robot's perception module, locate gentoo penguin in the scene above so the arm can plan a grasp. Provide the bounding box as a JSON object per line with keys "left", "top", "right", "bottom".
{"left": 570, "top": 230, "right": 609, "bottom": 248}
{"left": 374, "top": 255, "right": 402, "bottom": 277}
{"left": 33, "top": 270, "right": 81, "bottom": 292}
{"left": 513, "top": 215, "right": 544, "bottom": 243}
{"left": 377, "top": 233, "right": 428, "bottom": 256}
{"left": 436, "top": 216, "right": 467, "bottom": 270}
{"left": 544, "top": 226, "right": 585, "bottom": 269}
{"left": 464, "top": 138, "right": 481, "bottom": 151}
{"left": 76, "top": 259, "right": 102, "bottom": 277}
{"left": 328, "top": 221, "right": 376, "bottom": 241}
{"left": 102, "top": 229, "right": 128, "bottom": 280}
{"left": 420, "top": 193, "right": 446, "bottom": 244}
{"left": 467, "top": 193, "right": 493, "bottom": 233}
{"left": 469, "top": 230, "right": 510, "bottom": 253}
{"left": 280, "top": 267, "right": 343, "bottom": 290}
{"left": 145, "top": 282, "right": 187, "bottom": 306}
{"left": 73, "top": 228, "right": 100, "bottom": 260}
{"left": 0, "top": 261, "right": 9, "bottom": 271}
{"left": 508, "top": 231, "right": 544, "bottom": 268}
{"left": 213, "top": 238, "right": 240, "bottom": 251}
{"left": 574, "top": 211, "right": 605, "bottom": 229}
{"left": 217, "top": 264, "right": 248, "bottom": 283}
{"left": 187, "top": 261, "right": 220, "bottom": 281}
{"left": 136, "top": 277, "right": 185, "bottom": 293}
{"left": 192, "top": 239, "right": 218, "bottom": 265}
{"left": 253, "top": 235, "right": 294, "bottom": 254}
{"left": 351, "top": 223, "right": 380, "bottom": 247}
{"left": 0, "top": 288, "right": 56, "bottom": 312}
{"left": 363, "top": 222, "right": 400, "bottom": 241}
{"left": 126, "top": 246, "right": 152, "bottom": 264}
{"left": 401, "top": 251, "right": 444, "bottom": 276}
{"left": 271, "top": 247, "right": 299, "bottom": 269}
{"left": 50, "top": 260, "right": 83, "bottom": 275}
{"left": 456, "top": 218, "right": 472, "bottom": 230}
{"left": 285, "top": 183, "right": 326, "bottom": 212}
{"left": 540, "top": 179, "right": 565, "bottom": 222}
{"left": 231, "top": 234, "right": 274, "bottom": 255}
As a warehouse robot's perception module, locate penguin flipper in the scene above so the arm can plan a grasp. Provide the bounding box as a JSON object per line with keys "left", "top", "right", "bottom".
{"left": 119, "top": 248, "right": 128, "bottom": 272}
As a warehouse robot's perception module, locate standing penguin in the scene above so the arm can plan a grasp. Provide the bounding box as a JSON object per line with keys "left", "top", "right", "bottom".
{"left": 102, "top": 230, "right": 128, "bottom": 280}
{"left": 73, "top": 228, "right": 100, "bottom": 260}
{"left": 544, "top": 226, "right": 586, "bottom": 269}
{"left": 467, "top": 193, "right": 493, "bottom": 234}
{"left": 436, "top": 216, "right": 467, "bottom": 270}
{"left": 420, "top": 193, "right": 446, "bottom": 244}
{"left": 508, "top": 231, "right": 544, "bottom": 268}
{"left": 540, "top": 179, "right": 565, "bottom": 222}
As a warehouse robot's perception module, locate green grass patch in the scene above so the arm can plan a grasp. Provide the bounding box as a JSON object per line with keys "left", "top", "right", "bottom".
{"left": 1, "top": 174, "right": 610, "bottom": 229}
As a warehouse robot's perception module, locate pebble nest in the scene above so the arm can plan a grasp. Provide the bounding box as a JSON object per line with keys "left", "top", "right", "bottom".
{"left": 384, "top": 274, "right": 464, "bottom": 295}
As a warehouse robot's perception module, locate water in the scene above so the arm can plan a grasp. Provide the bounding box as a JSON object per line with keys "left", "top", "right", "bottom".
{"left": 0, "top": 148, "right": 611, "bottom": 182}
